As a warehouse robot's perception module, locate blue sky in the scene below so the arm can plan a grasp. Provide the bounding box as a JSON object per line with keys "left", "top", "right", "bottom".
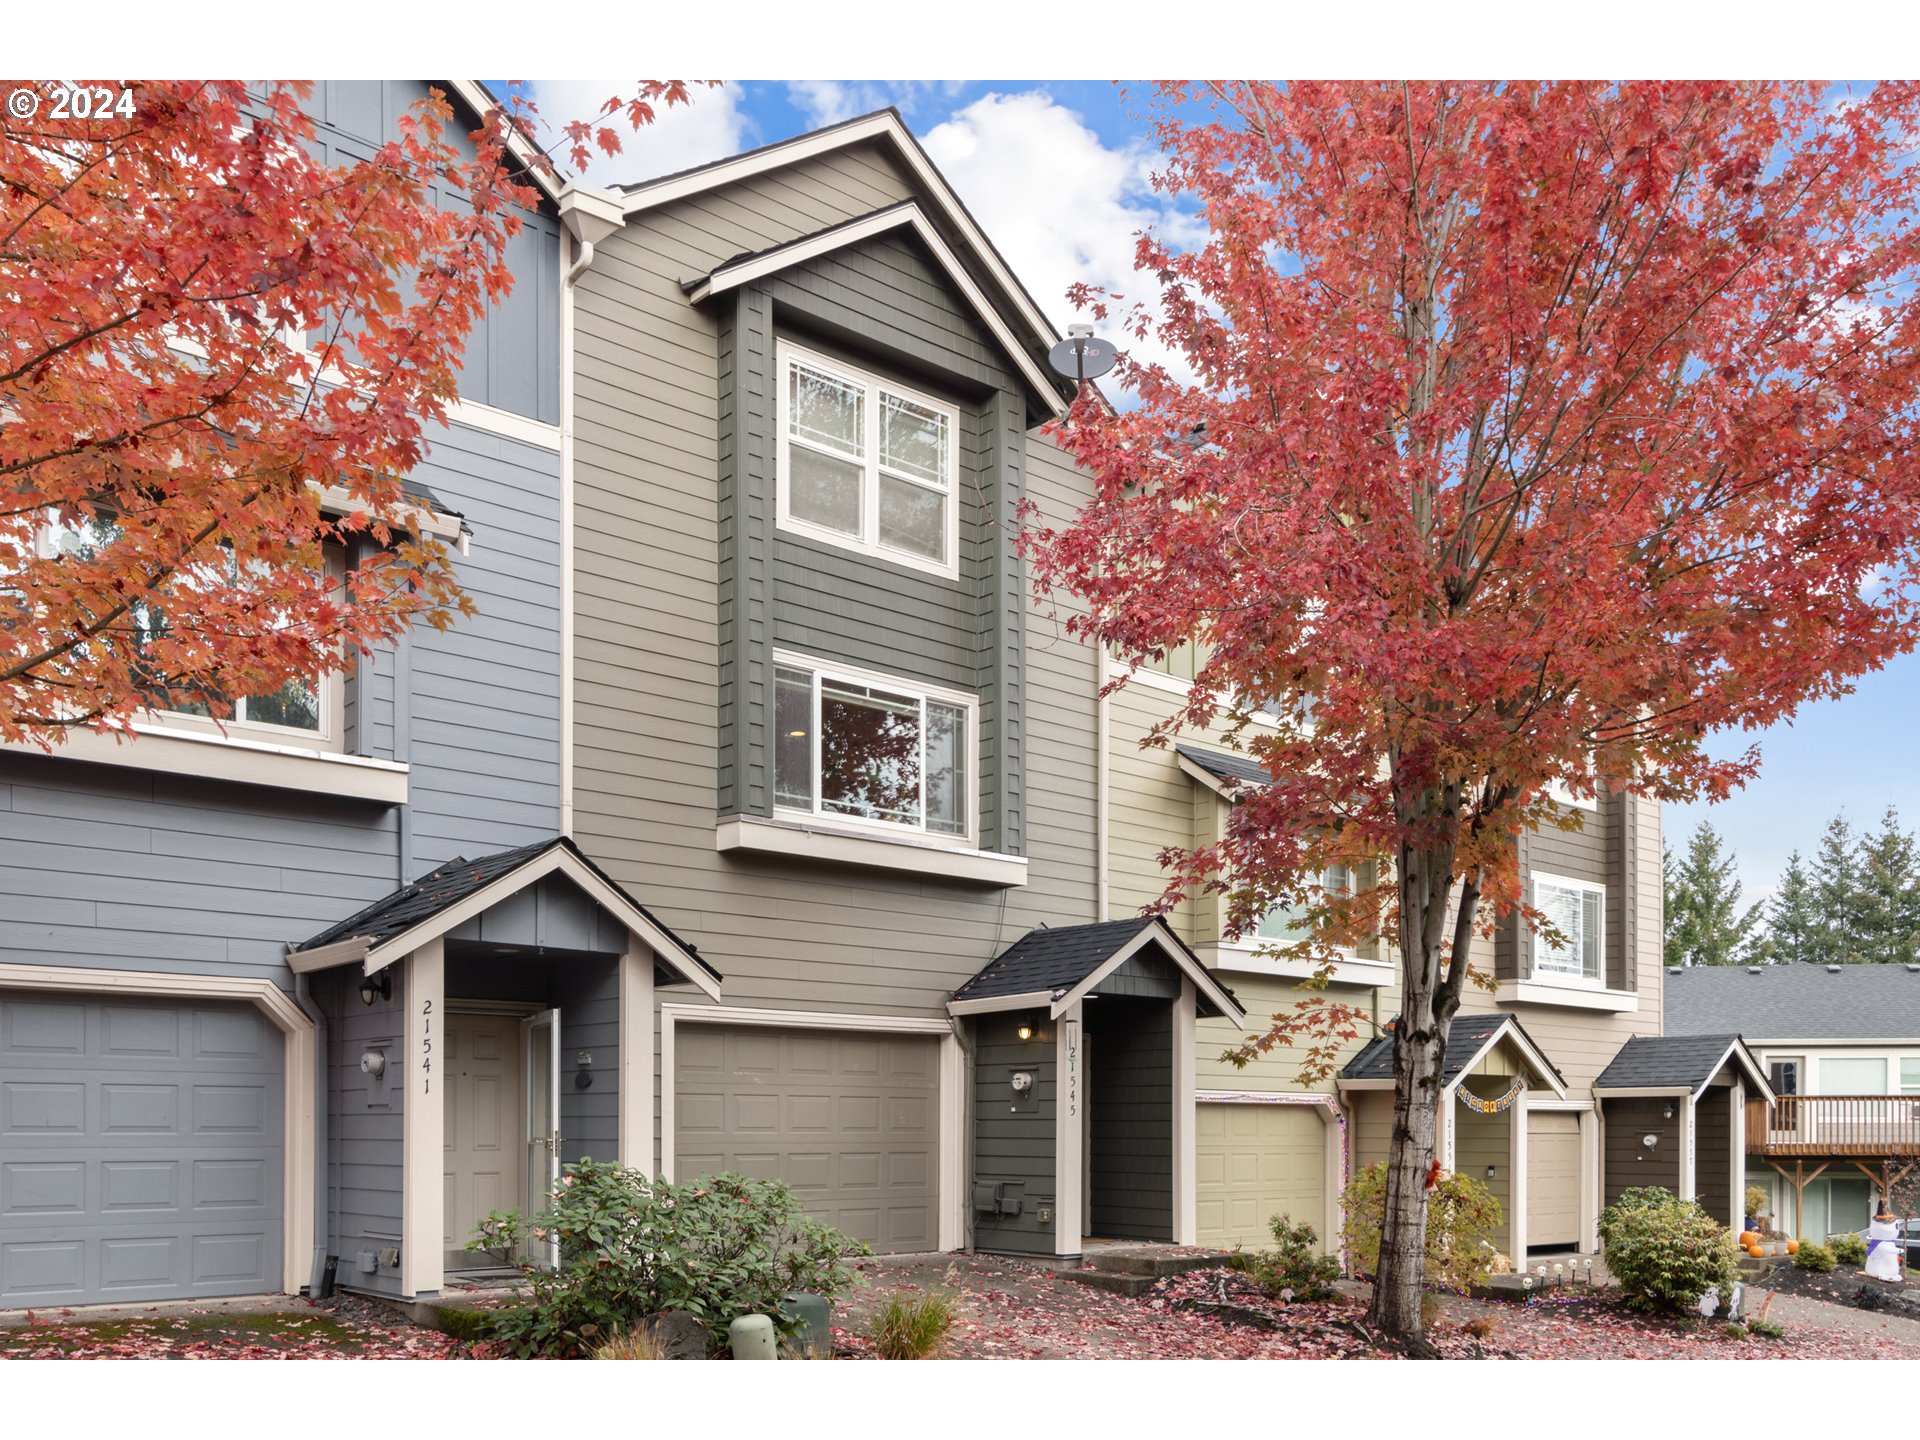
{"left": 529, "top": 77, "right": 1913, "bottom": 906}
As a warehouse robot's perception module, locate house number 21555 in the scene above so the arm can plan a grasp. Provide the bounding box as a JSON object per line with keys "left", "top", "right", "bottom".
{"left": 421, "top": 997, "right": 433, "bottom": 1095}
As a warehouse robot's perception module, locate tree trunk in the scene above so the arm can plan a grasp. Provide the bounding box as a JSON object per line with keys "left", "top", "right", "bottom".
{"left": 1366, "top": 828, "right": 1480, "bottom": 1354}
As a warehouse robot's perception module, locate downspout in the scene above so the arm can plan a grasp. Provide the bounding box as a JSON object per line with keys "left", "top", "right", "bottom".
{"left": 295, "top": 973, "right": 329, "bottom": 1296}
{"left": 1096, "top": 673, "right": 1110, "bottom": 922}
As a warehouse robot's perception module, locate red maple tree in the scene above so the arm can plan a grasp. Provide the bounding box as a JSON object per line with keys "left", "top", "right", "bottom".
{"left": 0, "top": 79, "right": 694, "bottom": 745}
{"left": 1027, "top": 80, "right": 1920, "bottom": 1351}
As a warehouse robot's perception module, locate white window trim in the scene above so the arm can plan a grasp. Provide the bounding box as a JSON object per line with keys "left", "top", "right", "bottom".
{"left": 1495, "top": 979, "right": 1639, "bottom": 1013}
{"left": 1199, "top": 942, "right": 1396, "bottom": 989}
{"left": 7, "top": 723, "right": 409, "bottom": 805}
{"left": 772, "top": 648, "right": 979, "bottom": 849}
{"left": 775, "top": 341, "right": 961, "bottom": 581}
{"left": 1547, "top": 777, "right": 1599, "bottom": 812}
{"left": 1530, "top": 870, "right": 1607, "bottom": 987}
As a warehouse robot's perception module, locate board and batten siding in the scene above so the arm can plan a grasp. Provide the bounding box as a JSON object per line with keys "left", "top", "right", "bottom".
{"left": 569, "top": 146, "right": 1098, "bottom": 1172}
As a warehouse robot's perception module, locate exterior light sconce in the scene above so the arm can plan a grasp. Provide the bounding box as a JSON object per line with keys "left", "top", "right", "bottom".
{"left": 1016, "top": 1023, "right": 1034, "bottom": 1042}
{"left": 359, "top": 970, "right": 392, "bottom": 1007}
{"left": 1662, "top": 1104, "right": 1675, "bottom": 1120}
{"left": 1485, "top": 1164, "right": 1496, "bottom": 1180}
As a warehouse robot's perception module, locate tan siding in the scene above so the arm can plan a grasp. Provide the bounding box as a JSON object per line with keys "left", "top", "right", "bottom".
{"left": 1352, "top": 1091, "right": 1394, "bottom": 1170}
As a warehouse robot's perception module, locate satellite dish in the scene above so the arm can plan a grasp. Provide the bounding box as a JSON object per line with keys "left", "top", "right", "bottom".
{"left": 1048, "top": 328, "right": 1118, "bottom": 383}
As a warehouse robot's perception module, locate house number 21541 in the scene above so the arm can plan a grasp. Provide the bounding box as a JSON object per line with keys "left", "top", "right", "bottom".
{"left": 421, "top": 997, "right": 433, "bottom": 1095}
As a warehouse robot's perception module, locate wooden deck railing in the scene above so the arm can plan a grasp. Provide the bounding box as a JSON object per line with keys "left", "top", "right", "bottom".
{"left": 1746, "top": 1095, "right": 1920, "bottom": 1157}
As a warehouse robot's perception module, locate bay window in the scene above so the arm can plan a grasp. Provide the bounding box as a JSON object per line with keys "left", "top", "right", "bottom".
{"left": 773, "top": 654, "right": 974, "bottom": 841}
{"left": 777, "top": 342, "right": 959, "bottom": 578}
{"left": 1532, "top": 873, "right": 1604, "bottom": 981}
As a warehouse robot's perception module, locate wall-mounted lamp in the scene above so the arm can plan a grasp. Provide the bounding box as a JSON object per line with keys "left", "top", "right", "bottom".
{"left": 1485, "top": 1164, "right": 1496, "bottom": 1180}
{"left": 359, "top": 970, "right": 392, "bottom": 1007}
{"left": 1661, "top": 1104, "right": 1675, "bottom": 1120}
{"left": 1016, "top": 1023, "right": 1034, "bottom": 1042}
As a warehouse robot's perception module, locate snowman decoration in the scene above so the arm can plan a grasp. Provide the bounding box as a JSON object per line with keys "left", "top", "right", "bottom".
{"left": 1865, "top": 1210, "right": 1903, "bottom": 1283}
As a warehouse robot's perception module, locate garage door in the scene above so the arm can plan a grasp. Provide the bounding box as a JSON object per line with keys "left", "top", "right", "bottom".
{"left": 1196, "top": 1101, "right": 1327, "bottom": 1252}
{"left": 1, "top": 991, "right": 284, "bottom": 1306}
{"left": 1528, "top": 1111, "right": 1581, "bottom": 1247}
{"left": 675, "top": 1025, "right": 939, "bottom": 1253}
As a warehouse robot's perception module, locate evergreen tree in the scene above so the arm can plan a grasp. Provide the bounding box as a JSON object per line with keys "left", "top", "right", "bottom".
{"left": 1663, "top": 823, "right": 1764, "bottom": 966}
{"left": 1759, "top": 851, "right": 1820, "bottom": 965}
{"left": 1808, "top": 812, "right": 1867, "bottom": 964}
{"left": 1855, "top": 806, "right": 1920, "bottom": 964}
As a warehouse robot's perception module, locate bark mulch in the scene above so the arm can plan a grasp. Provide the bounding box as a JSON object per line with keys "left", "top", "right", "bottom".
{"left": 829, "top": 1253, "right": 1920, "bottom": 1359}
{"left": 0, "top": 1292, "right": 484, "bottom": 1360}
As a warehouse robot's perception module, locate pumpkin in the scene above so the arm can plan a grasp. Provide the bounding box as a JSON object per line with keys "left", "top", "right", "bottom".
{"left": 1747, "top": 1244, "right": 1765, "bottom": 1259}
{"left": 1738, "top": 1231, "right": 1756, "bottom": 1246}
{"left": 1786, "top": 1239, "right": 1800, "bottom": 1255}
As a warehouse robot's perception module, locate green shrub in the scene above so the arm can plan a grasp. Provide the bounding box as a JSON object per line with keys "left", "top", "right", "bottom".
{"left": 468, "top": 1159, "right": 870, "bottom": 1358}
{"left": 1598, "top": 1186, "right": 1739, "bottom": 1317}
{"left": 1748, "top": 1316, "right": 1786, "bottom": 1339}
{"left": 1828, "top": 1232, "right": 1867, "bottom": 1266}
{"left": 1722, "top": 1322, "right": 1748, "bottom": 1340}
{"left": 868, "top": 1291, "right": 957, "bottom": 1359}
{"left": 1340, "top": 1163, "right": 1502, "bottom": 1293}
{"left": 1794, "top": 1240, "right": 1836, "bottom": 1273}
{"left": 1245, "top": 1214, "right": 1340, "bottom": 1303}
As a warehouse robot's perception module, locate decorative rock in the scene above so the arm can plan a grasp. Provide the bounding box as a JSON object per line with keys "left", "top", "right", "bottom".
{"left": 644, "top": 1310, "right": 710, "bottom": 1360}
{"left": 729, "top": 1313, "right": 778, "bottom": 1360}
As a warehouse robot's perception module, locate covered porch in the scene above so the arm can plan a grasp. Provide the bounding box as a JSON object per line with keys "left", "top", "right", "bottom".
{"left": 948, "top": 916, "right": 1246, "bottom": 1261}
{"left": 286, "top": 837, "right": 720, "bottom": 1300}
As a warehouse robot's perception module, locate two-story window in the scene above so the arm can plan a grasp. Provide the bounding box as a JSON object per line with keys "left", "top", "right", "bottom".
{"left": 1532, "top": 871, "right": 1605, "bottom": 982}
{"left": 776, "top": 342, "right": 959, "bottom": 579}
{"left": 772, "top": 653, "right": 975, "bottom": 844}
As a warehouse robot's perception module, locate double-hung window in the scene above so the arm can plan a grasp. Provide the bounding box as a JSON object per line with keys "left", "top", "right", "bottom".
{"left": 1532, "top": 872, "right": 1604, "bottom": 982}
{"left": 1253, "top": 864, "right": 1357, "bottom": 943}
{"left": 776, "top": 342, "right": 959, "bottom": 579}
{"left": 773, "top": 654, "right": 974, "bottom": 842}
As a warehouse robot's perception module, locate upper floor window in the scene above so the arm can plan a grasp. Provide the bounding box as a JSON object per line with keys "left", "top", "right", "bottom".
{"left": 1769, "top": 1056, "right": 1802, "bottom": 1096}
{"left": 1533, "top": 872, "right": 1604, "bottom": 982}
{"left": 776, "top": 342, "right": 959, "bottom": 580}
{"left": 772, "top": 652, "right": 973, "bottom": 843}
{"left": 1253, "top": 863, "right": 1357, "bottom": 943}
{"left": 47, "top": 515, "right": 342, "bottom": 751}
{"left": 1902, "top": 1058, "right": 1920, "bottom": 1096}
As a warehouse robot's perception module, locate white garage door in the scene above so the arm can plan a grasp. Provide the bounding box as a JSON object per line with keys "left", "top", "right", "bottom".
{"left": 1196, "top": 1101, "right": 1327, "bottom": 1252}
{"left": 675, "top": 1025, "right": 939, "bottom": 1253}
{"left": 1, "top": 991, "right": 284, "bottom": 1306}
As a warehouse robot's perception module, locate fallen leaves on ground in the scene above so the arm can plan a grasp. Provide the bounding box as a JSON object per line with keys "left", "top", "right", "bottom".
{"left": 0, "top": 1295, "right": 487, "bottom": 1361}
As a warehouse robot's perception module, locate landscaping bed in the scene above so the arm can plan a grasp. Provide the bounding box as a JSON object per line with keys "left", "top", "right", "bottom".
{"left": 1755, "top": 1262, "right": 1920, "bottom": 1316}
{"left": 0, "top": 1292, "right": 482, "bottom": 1360}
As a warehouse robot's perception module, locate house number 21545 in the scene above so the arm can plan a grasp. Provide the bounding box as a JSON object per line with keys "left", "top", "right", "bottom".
{"left": 421, "top": 997, "right": 433, "bottom": 1095}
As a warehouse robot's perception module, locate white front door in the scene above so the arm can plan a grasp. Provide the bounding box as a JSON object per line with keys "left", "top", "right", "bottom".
{"left": 444, "top": 1011, "right": 525, "bottom": 1271}
{"left": 523, "top": 1008, "right": 562, "bottom": 1267}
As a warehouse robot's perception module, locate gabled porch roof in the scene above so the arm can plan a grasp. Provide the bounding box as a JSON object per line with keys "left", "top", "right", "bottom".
{"left": 284, "top": 835, "right": 721, "bottom": 998}
{"left": 947, "top": 915, "right": 1245, "bottom": 1024}
{"left": 1339, "top": 1012, "right": 1569, "bottom": 1099}
{"left": 1594, "top": 1033, "right": 1774, "bottom": 1103}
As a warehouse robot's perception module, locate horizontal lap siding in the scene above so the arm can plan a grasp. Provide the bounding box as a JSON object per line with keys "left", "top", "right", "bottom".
{"left": 972, "top": 1015, "right": 1056, "bottom": 1256}
{"left": 1089, "top": 1004, "right": 1173, "bottom": 1241}
{"left": 1603, "top": 1097, "right": 1681, "bottom": 1205}
{"left": 322, "top": 967, "right": 405, "bottom": 1299}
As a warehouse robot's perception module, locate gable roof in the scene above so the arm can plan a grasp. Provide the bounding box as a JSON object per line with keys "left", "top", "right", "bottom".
{"left": 1341, "top": 1012, "right": 1568, "bottom": 1096}
{"left": 617, "top": 108, "right": 1069, "bottom": 409}
{"left": 1594, "top": 1033, "right": 1774, "bottom": 1101}
{"left": 683, "top": 200, "right": 1063, "bottom": 409}
{"left": 1665, "top": 962, "right": 1920, "bottom": 1041}
{"left": 286, "top": 835, "right": 720, "bottom": 997}
{"left": 948, "top": 915, "right": 1244, "bottom": 1024}
{"left": 1174, "top": 743, "right": 1273, "bottom": 794}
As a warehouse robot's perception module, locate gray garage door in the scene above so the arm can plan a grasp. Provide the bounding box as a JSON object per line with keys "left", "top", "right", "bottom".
{"left": 0, "top": 991, "right": 284, "bottom": 1307}
{"left": 675, "top": 1025, "right": 939, "bottom": 1253}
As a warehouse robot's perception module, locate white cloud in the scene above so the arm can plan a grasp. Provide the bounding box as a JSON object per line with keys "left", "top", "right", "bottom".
{"left": 918, "top": 90, "right": 1199, "bottom": 391}
{"left": 786, "top": 81, "right": 967, "bottom": 131}
{"left": 526, "top": 81, "right": 750, "bottom": 187}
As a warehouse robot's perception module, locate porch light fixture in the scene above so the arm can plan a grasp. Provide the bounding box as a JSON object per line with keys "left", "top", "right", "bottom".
{"left": 1485, "top": 1165, "right": 1496, "bottom": 1180}
{"left": 1016, "top": 1023, "right": 1034, "bottom": 1041}
{"left": 1662, "top": 1104, "right": 1674, "bottom": 1120}
{"left": 359, "top": 970, "right": 392, "bottom": 1007}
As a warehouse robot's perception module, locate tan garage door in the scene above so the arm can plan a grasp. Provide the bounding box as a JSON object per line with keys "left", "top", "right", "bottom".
{"left": 1528, "top": 1111, "right": 1582, "bottom": 1247}
{"left": 675, "top": 1024, "right": 939, "bottom": 1254}
{"left": 1196, "top": 1101, "right": 1327, "bottom": 1252}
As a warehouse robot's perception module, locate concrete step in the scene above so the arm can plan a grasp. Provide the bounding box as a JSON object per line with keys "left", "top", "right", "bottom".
{"left": 1056, "top": 1267, "right": 1160, "bottom": 1298}
{"left": 1087, "top": 1248, "right": 1234, "bottom": 1278}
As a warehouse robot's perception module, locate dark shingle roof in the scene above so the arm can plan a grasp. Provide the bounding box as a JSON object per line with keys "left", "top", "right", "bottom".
{"left": 952, "top": 918, "right": 1157, "bottom": 1003}
{"left": 1594, "top": 1034, "right": 1744, "bottom": 1091}
{"left": 1665, "top": 963, "right": 1920, "bottom": 1041}
{"left": 951, "top": 917, "right": 1239, "bottom": 1019}
{"left": 1174, "top": 744, "right": 1273, "bottom": 790}
{"left": 292, "top": 836, "right": 717, "bottom": 983}
{"left": 1342, "top": 1013, "right": 1511, "bottom": 1082}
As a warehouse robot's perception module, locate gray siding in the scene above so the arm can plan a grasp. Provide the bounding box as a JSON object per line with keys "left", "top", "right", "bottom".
{"left": 1088, "top": 1001, "right": 1173, "bottom": 1242}
{"left": 321, "top": 966, "right": 406, "bottom": 1298}
{"left": 1695, "top": 1087, "right": 1733, "bottom": 1225}
{"left": 971, "top": 1014, "right": 1055, "bottom": 1256}
{"left": 298, "top": 80, "right": 562, "bottom": 425}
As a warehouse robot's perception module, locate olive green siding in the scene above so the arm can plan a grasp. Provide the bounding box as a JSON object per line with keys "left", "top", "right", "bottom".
{"left": 1695, "top": 1086, "right": 1734, "bottom": 1225}
{"left": 570, "top": 145, "right": 1097, "bottom": 1172}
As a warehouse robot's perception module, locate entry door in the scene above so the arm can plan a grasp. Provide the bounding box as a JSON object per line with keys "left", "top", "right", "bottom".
{"left": 522, "top": 1008, "right": 561, "bottom": 1268}
{"left": 444, "top": 1011, "right": 526, "bottom": 1271}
